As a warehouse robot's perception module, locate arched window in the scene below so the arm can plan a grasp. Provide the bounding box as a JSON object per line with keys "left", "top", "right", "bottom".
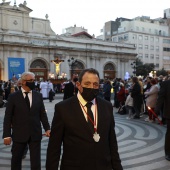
{"left": 30, "top": 59, "right": 47, "bottom": 81}
{"left": 104, "top": 63, "right": 116, "bottom": 79}
{"left": 69, "top": 60, "right": 85, "bottom": 76}
{"left": 30, "top": 59, "right": 47, "bottom": 68}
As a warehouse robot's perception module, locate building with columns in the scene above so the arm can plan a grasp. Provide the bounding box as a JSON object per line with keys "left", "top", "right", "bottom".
{"left": 0, "top": 1, "right": 137, "bottom": 81}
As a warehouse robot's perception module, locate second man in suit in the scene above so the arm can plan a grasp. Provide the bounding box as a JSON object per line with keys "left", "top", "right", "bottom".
{"left": 3, "top": 72, "right": 50, "bottom": 170}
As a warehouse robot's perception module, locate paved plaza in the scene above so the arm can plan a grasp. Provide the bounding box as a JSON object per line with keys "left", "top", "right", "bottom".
{"left": 0, "top": 93, "right": 170, "bottom": 170}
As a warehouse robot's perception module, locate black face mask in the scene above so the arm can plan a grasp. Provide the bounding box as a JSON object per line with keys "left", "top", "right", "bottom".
{"left": 73, "top": 77, "right": 78, "bottom": 82}
{"left": 81, "top": 87, "right": 99, "bottom": 102}
{"left": 26, "top": 82, "right": 35, "bottom": 90}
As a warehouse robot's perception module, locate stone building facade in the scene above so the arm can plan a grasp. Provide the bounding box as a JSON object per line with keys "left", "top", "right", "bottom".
{"left": 0, "top": 1, "right": 137, "bottom": 81}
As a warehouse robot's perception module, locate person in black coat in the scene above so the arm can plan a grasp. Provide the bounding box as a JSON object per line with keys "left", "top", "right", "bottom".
{"left": 63, "top": 74, "right": 78, "bottom": 100}
{"left": 131, "top": 77, "right": 142, "bottom": 119}
{"left": 103, "top": 80, "right": 112, "bottom": 101}
{"left": 155, "top": 79, "right": 170, "bottom": 161}
{"left": 3, "top": 72, "right": 51, "bottom": 170}
{"left": 46, "top": 68, "right": 123, "bottom": 170}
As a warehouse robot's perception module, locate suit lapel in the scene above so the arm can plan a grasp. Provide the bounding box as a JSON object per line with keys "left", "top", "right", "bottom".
{"left": 31, "top": 90, "right": 36, "bottom": 110}
{"left": 96, "top": 97, "right": 105, "bottom": 134}
{"left": 71, "top": 96, "right": 93, "bottom": 135}
{"left": 18, "top": 90, "right": 30, "bottom": 111}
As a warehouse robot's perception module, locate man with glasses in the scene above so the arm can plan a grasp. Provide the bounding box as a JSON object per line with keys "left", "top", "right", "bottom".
{"left": 46, "top": 68, "right": 123, "bottom": 170}
{"left": 3, "top": 72, "right": 50, "bottom": 170}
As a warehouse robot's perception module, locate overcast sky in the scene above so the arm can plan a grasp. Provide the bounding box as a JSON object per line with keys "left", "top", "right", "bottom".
{"left": 12, "top": 0, "right": 170, "bottom": 36}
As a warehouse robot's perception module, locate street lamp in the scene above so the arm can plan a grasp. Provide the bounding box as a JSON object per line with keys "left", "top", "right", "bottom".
{"left": 67, "top": 57, "right": 77, "bottom": 78}
{"left": 131, "top": 61, "right": 136, "bottom": 76}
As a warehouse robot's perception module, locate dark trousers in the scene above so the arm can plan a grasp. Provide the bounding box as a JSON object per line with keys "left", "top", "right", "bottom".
{"left": 11, "top": 140, "right": 41, "bottom": 170}
{"left": 165, "top": 119, "right": 170, "bottom": 156}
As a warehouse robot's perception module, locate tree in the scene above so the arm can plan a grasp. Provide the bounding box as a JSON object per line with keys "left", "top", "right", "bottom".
{"left": 156, "top": 68, "right": 168, "bottom": 76}
{"left": 136, "top": 59, "right": 155, "bottom": 77}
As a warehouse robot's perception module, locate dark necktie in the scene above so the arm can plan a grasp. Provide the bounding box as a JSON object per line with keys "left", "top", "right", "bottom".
{"left": 24, "top": 92, "right": 30, "bottom": 110}
{"left": 86, "top": 102, "right": 94, "bottom": 132}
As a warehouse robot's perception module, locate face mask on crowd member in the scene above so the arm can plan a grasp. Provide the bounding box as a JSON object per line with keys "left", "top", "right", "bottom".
{"left": 26, "top": 81, "right": 35, "bottom": 90}
{"left": 76, "top": 70, "right": 99, "bottom": 102}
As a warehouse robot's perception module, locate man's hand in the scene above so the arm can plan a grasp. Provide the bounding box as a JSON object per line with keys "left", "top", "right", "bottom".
{"left": 4, "top": 137, "right": 12, "bottom": 145}
{"left": 45, "top": 130, "right": 51, "bottom": 137}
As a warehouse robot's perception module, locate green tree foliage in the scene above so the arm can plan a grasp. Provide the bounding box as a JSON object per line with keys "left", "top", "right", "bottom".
{"left": 156, "top": 68, "right": 168, "bottom": 76}
{"left": 135, "top": 58, "right": 155, "bottom": 76}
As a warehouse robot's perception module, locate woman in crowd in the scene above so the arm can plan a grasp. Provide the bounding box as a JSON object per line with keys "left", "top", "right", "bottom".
{"left": 144, "top": 78, "right": 159, "bottom": 122}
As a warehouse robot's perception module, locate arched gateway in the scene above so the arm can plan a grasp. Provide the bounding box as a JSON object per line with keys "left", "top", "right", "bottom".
{"left": 70, "top": 60, "right": 85, "bottom": 76}
{"left": 30, "top": 59, "right": 48, "bottom": 81}
{"left": 104, "top": 63, "right": 116, "bottom": 80}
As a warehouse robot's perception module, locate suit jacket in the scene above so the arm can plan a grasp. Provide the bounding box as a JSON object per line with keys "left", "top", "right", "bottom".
{"left": 63, "top": 82, "right": 78, "bottom": 100}
{"left": 3, "top": 90, "right": 50, "bottom": 142}
{"left": 46, "top": 96, "right": 123, "bottom": 170}
{"left": 156, "top": 80, "right": 170, "bottom": 119}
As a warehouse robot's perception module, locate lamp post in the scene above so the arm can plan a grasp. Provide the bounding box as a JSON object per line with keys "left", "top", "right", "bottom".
{"left": 131, "top": 61, "right": 136, "bottom": 76}
{"left": 51, "top": 57, "right": 64, "bottom": 79}
{"left": 67, "top": 57, "right": 77, "bottom": 78}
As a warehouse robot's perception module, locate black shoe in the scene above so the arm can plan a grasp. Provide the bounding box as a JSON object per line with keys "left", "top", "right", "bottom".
{"left": 165, "top": 155, "right": 170, "bottom": 161}
{"left": 133, "top": 115, "right": 140, "bottom": 119}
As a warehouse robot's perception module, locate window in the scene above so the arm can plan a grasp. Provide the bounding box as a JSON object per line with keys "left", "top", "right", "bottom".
{"left": 156, "top": 38, "right": 159, "bottom": 42}
{"left": 138, "top": 44, "right": 143, "bottom": 49}
{"left": 136, "top": 27, "right": 139, "bottom": 31}
{"left": 118, "top": 36, "right": 123, "bottom": 41}
{"left": 155, "top": 63, "right": 159, "bottom": 67}
{"left": 107, "top": 31, "right": 110, "bottom": 35}
{"left": 112, "top": 37, "right": 118, "bottom": 42}
{"left": 163, "top": 56, "right": 170, "bottom": 60}
{"left": 124, "top": 34, "right": 128, "bottom": 41}
{"left": 151, "top": 45, "right": 154, "bottom": 50}
{"left": 155, "top": 29, "right": 158, "bottom": 35}
{"left": 150, "top": 37, "right": 154, "bottom": 42}
{"left": 156, "top": 46, "right": 159, "bottom": 51}
{"left": 156, "top": 55, "right": 159, "bottom": 59}
{"left": 138, "top": 35, "right": 143, "bottom": 40}
{"left": 142, "top": 27, "right": 145, "bottom": 32}
{"left": 145, "top": 45, "right": 148, "bottom": 50}
{"left": 133, "top": 34, "right": 137, "bottom": 39}
{"left": 138, "top": 53, "right": 143, "bottom": 59}
{"left": 163, "top": 39, "right": 170, "bottom": 44}
{"left": 163, "top": 47, "right": 170, "bottom": 52}
{"left": 145, "top": 54, "right": 149, "bottom": 58}
{"left": 150, "top": 54, "right": 154, "bottom": 59}
{"left": 145, "top": 36, "right": 148, "bottom": 40}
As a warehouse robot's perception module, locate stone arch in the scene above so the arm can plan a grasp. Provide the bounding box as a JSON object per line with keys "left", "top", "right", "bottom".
{"left": 70, "top": 60, "right": 85, "bottom": 76}
{"left": 29, "top": 59, "right": 48, "bottom": 81}
{"left": 103, "top": 62, "right": 116, "bottom": 80}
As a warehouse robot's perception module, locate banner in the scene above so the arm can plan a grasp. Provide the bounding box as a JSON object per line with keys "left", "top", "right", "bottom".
{"left": 8, "top": 58, "right": 25, "bottom": 80}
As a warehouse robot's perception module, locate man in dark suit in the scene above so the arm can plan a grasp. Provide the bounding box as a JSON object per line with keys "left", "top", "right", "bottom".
{"left": 46, "top": 68, "right": 123, "bottom": 170}
{"left": 63, "top": 74, "right": 78, "bottom": 100}
{"left": 155, "top": 79, "right": 170, "bottom": 161}
{"left": 3, "top": 72, "right": 50, "bottom": 170}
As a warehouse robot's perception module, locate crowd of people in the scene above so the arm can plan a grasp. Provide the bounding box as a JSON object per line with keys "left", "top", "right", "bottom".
{"left": 1, "top": 70, "right": 170, "bottom": 170}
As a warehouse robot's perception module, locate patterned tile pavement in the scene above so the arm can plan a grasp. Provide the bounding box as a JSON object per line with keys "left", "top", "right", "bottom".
{"left": 0, "top": 93, "right": 170, "bottom": 170}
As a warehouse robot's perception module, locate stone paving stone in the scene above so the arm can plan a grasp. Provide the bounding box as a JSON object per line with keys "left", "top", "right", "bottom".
{"left": 0, "top": 93, "right": 170, "bottom": 169}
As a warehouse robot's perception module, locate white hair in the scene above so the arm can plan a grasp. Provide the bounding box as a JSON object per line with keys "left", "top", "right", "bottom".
{"left": 21, "top": 72, "right": 35, "bottom": 81}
